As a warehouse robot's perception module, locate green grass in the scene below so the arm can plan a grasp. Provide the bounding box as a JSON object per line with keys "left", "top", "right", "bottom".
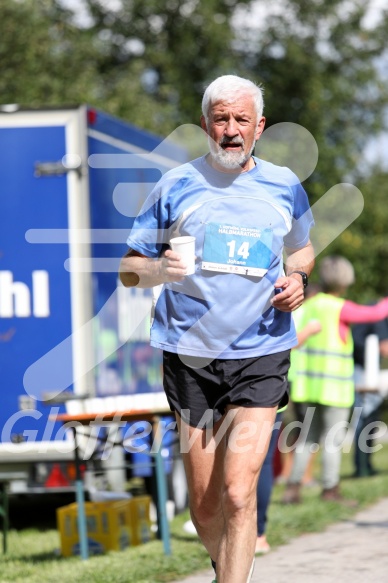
{"left": 267, "top": 445, "right": 388, "bottom": 546}
{"left": 1, "top": 446, "right": 388, "bottom": 583}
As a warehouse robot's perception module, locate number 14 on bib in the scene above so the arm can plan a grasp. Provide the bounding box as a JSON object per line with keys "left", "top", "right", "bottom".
{"left": 202, "top": 223, "right": 273, "bottom": 277}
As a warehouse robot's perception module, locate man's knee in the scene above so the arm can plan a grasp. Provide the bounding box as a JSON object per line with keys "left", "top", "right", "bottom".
{"left": 190, "top": 495, "right": 221, "bottom": 529}
{"left": 221, "top": 480, "right": 256, "bottom": 518}
{"left": 189, "top": 482, "right": 222, "bottom": 524}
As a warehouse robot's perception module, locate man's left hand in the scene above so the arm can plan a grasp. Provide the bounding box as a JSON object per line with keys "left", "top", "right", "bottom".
{"left": 271, "top": 275, "right": 305, "bottom": 312}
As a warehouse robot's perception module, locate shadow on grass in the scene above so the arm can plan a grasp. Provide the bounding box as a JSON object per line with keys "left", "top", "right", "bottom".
{"left": 341, "top": 468, "right": 388, "bottom": 481}
{"left": 6, "top": 533, "right": 201, "bottom": 565}
{"left": 170, "top": 532, "right": 200, "bottom": 543}
{"left": 2, "top": 551, "right": 61, "bottom": 563}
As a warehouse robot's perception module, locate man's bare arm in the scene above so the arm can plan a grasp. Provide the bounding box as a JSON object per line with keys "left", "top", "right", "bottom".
{"left": 284, "top": 239, "right": 315, "bottom": 280}
{"left": 119, "top": 248, "right": 188, "bottom": 288}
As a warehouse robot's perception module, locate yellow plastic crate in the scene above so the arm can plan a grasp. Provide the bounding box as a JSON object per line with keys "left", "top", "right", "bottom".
{"left": 127, "top": 495, "right": 152, "bottom": 546}
{"left": 56, "top": 500, "right": 132, "bottom": 557}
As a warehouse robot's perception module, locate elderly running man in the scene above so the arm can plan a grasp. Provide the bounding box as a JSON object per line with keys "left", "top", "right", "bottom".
{"left": 119, "top": 74, "right": 315, "bottom": 583}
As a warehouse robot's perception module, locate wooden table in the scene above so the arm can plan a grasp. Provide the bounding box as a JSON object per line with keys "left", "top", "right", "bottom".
{"left": 53, "top": 408, "right": 174, "bottom": 560}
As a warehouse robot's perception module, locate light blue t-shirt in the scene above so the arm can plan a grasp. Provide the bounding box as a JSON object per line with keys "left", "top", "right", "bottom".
{"left": 127, "top": 156, "right": 314, "bottom": 359}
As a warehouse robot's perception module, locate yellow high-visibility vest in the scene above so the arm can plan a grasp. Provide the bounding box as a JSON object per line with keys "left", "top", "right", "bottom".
{"left": 288, "top": 305, "right": 306, "bottom": 385}
{"left": 291, "top": 293, "right": 354, "bottom": 407}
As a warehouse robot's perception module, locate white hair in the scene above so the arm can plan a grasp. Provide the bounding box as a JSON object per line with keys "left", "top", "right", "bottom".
{"left": 202, "top": 75, "right": 264, "bottom": 121}
{"left": 319, "top": 256, "right": 355, "bottom": 292}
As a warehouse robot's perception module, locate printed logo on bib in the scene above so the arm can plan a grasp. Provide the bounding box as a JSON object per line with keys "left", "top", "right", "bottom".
{"left": 202, "top": 223, "right": 273, "bottom": 276}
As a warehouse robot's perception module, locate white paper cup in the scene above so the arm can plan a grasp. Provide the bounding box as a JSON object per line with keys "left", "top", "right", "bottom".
{"left": 170, "top": 236, "right": 196, "bottom": 275}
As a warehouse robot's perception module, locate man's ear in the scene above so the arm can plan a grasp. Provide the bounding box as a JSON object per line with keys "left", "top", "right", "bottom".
{"left": 200, "top": 115, "right": 208, "bottom": 134}
{"left": 255, "top": 116, "right": 266, "bottom": 141}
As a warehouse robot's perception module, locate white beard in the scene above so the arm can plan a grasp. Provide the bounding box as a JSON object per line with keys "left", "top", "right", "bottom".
{"left": 208, "top": 137, "right": 255, "bottom": 170}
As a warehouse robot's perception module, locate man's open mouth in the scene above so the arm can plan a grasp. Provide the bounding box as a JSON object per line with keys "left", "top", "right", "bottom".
{"left": 221, "top": 143, "right": 243, "bottom": 150}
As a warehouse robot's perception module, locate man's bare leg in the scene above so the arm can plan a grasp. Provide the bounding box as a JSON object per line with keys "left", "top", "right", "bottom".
{"left": 216, "top": 405, "right": 277, "bottom": 583}
{"left": 176, "top": 413, "right": 227, "bottom": 562}
{"left": 177, "top": 406, "right": 277, "bottom": 583}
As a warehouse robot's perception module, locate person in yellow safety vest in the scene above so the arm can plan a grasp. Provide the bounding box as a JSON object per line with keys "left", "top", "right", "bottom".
{"left": 282, "top": 255, "right": 388, "bottom": 504}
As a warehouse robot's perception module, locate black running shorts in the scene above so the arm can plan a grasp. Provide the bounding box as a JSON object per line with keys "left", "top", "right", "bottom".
{"left": 163, "top": 350, "right": 290, "bottom": 427}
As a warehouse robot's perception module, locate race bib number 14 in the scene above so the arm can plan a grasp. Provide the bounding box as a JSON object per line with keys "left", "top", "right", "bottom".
{"left": 202, "top": 223, "right": 273, "bottom": 277}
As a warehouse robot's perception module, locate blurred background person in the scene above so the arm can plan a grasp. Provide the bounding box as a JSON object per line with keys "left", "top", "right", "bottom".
{"left": 352, "top": 318, "right": 388, "bottom": 477}
{"left": 282, "top": 256, "right": 388, "bottom": 504}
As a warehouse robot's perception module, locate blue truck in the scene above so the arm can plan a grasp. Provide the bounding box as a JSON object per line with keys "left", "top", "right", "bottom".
{"left": 0, "top": 106, "right": 187, "bottom": 509}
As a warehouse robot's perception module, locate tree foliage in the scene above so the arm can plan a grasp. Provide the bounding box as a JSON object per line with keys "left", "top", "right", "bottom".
{"left": 80, "top": 0, "right": 253, "bottom": 133}
{"left": 326, "top": 167, "right": 388, "bottom": 301}
{"left": 0, "top": 0, "right": 99, "bottom": 105}
{"left": 1, "top": 0, "right": 388, "bottom": 297}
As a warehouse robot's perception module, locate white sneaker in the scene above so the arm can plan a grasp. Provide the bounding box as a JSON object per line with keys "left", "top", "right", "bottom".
{"left": 183, "top": 519, "right": 198, "bottom": 535}
{"left": 247, "top": 558, "right": 255, "bottom": 583}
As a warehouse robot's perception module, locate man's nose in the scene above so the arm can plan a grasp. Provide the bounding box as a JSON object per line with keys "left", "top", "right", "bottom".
{"left": 224, "top": 119, "right": 239, "bottom": 136}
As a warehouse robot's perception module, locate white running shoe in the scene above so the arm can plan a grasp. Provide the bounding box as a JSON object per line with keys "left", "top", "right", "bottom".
{"left": 247, "top": 557, "right": 255, "bottom": 583}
